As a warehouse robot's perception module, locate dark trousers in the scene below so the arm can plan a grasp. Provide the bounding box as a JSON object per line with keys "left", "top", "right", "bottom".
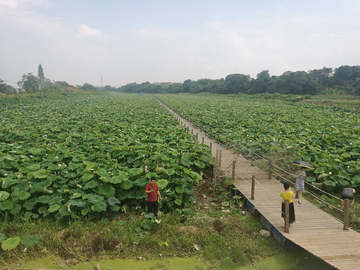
{"left": 147, "top": 201, "right": 158, "bottom": 216}
{"left": 281, "top": 202, "right": 295, "bottom": 224}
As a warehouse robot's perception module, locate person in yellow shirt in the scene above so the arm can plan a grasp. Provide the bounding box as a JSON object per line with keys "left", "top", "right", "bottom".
{"left": 280, "top": 182, "right": 295, "bottom": 226}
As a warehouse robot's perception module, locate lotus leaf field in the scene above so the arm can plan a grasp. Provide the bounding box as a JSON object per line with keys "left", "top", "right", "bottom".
{"left": 156, "top": 94, "right": 360, "bottom": 192}
{"left": 0, "top": 93, "right": 212, "bottom": 220}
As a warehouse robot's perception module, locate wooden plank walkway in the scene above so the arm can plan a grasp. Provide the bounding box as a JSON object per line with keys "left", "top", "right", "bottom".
{"left": 156, "top": 98, "right": 360, "bottom": 270}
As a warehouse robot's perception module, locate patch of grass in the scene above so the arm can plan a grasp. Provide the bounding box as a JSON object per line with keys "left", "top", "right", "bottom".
{"left": 0, "top": 206, "right": 285, "bottom": 268}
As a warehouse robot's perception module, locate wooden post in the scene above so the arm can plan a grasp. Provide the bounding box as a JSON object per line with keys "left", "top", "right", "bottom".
{"left": 217, "top": 133, "right": 220, "bottom": 144}
{"left": 196, "top": 133, "right": 198, "bottom": 140}
{"left": 213, "top": 150, "right": 219, "bottom": 197}
{"left": 202, "top": 137, "right": 204, "bottom": 144}
{"left": 219, "top": 150, "right": 222, "bottom": 168}
{"left": 232, "top": 160, "right": 236, "bottom": 181}
{"left": 343, "top": 199, "right": 350, "bottom": 230}
{"left": 268, "top": 159, "right": 272, "bottom": 179}
{"left": 284, "top": 201, "right": 290, "bottom": 233}
{"left": 251, "top": 175, "right": 255, "bottom": 200}
{"left": 251, "top": 150, "right": 255, "bottom": 166}
{"left": 210, "top": 142, "right": 212, "bottom": 151}
{"left": 191, "top": 129, "right": 193, "bottom": 135}
{"left": 226, "top": 137, "right": 228, "bottom": 149}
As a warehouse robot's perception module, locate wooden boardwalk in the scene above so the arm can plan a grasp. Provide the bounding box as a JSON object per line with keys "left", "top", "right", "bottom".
{"left": 157, "top": 98, "right": 360, "bottom": 270}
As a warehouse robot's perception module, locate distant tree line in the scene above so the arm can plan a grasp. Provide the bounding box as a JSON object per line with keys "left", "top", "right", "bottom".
{"left": 106, "top": 65, "right": 360, "bottom": 95}
{"left": 0, "top": 64, "right": 98, "bottom": 95}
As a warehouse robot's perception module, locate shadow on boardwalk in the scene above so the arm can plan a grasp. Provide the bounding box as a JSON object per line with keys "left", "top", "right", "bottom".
{"left": 156, "top": 97, "right": 360, "bottom": 270}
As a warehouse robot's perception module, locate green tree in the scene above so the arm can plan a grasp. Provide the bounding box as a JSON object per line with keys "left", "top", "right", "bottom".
{"left": 250, "top": 70, "right": 275, "bottom": 94}
{"left": 38, "top": 64, "right": 45, "bottom": 89}
{"left": 351, "top": 66, "right": 360, "bottom": 81}
{"left": 278, "top": 71, "right": 317, "bottom": 95}
{"left": 80, "top": 83, "right": 96, "bottom": 91}
{"left": 17, "top": 73, "right": 40, "bottom": 93}
{"left": 335, "top": 65, "right": 352, "bottom": 83}
{"left": 54, "top": 81, "right": 69, "bottom": 87}
{"left": 354, "top": 78, "right": 360, "bottom": 95}
{"left": 224, "top": 74, "right": 251, "bottom": 94}
{"left": 103, "top": 85, "right": 113, "bottom": 91}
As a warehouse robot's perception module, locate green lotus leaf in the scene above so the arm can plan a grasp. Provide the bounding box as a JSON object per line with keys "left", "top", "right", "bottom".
{"left": 49, "top": 196, "right": 63, "bottom": 205}
{"left": 142, "top": 219, "right": 154, "bottom": 230}
{"left": 11, "top": 190, "right": 31, "bottom": 201}
{"left": 110, "top": 205, "right": 120, "bottom": 212}
{"left": 58, "top": 204, "right": 71, "bottom": 216}
{"left": 85, "top": 162, "right": 97, "bottom": 170}
{"left": 324, "top": 180, "right": 336, "bottom": 188}
{"left": 38, "top": 207, "right": 47, "bottom": 214}
{"left": 120, "top": 180, "right": 134, "bottom": 190}
{"left": 118, "top": 192, "right": 127, "bottom": 201}
{"left": 91, "top": 201, "right": 107, "bottom": 212}
{"left": 67, "top": 199, "right": 86, "bottom": 207}
{"left": 28, "top": 148, "right": 42, "bottom": 155}
{"left": 23, "top": 198, "right": 38, "bottom": 210}
{"left": 32, "top": 169, "right": 47, "bottom": 179}
{"left": 0, "top": 191, "right": 10, "bottom": 202}
{"left": 108, "top": 196, "right": 120, "bottom": 206}
{"left": 184, "top": 186, "right": 194, "bottom": 195}
{"left": 81, "top": 208, "right": 90, "bottom": 216}
{"left": 0, "top": 233, "right": 5, "bottom": 241}
{"left": 110, "top": 171, "right": 128, "bottom": 184}
{"left": 135, "top": 189, "right": 146, "bottom": 199}
{"left": 21, "top": 234, "right": 40, "bottom": 248}
{"left": 99, "top": 184, "right": 115, "bottom": 197}
{"left": 83, "top": 180, "right": 99, "bottom": 190}
{"left": 175, "top": 185, "right": 184, "bottom": 194}
{"left": 318, "top": 173, "right": 330, "bottom": 179}
{"left": 32, "top": 180, "right": 52, "bottom": 192}
{"left": 180, "top": 157, "right": 192, "bottom": 166}
{"left": 222, "top": 201, "right": 230, "bottom": 207}
{"left": 48, "top": 204, "right": 61, "bottom": 213}
{"left": 81, "top": 173, "right": 94, "bottom": 182}
{"left": 27, "top": 163, "right": 40, "bottom": 171}
{"left": 0, "top": 200, "right": 13, "bottom": 211}
{"left": 338, "top": 171, "right": 349, "bottom": 179}
{"left": 10, "top": 203, "right": 21, "bottom": 214}
{"left": 157, "top": 179, "right": 169, "bottom": 190}
{"left": 174, "top": 199, "right": 182, "bottom": 205}
{"left": 1, "top": 237, "right": 20, "bottom": 251}
{"left": 23, "top": 211, "right": 32, "bottom": 220}
{"left": 99, "top": 177, "right": 110, "bottom": 183}
{"left": 134, "top": 177, "right": 148, "bottom": 187}
{"left": 193, "top": 161, "right": 205, "bottom": 169}
{"left": 189, "top": 171, "right": 202, "bottom": 182}
{"left": 128, "top": 168, "right": 143, "bottom": 177}
{"left": 88, "top": 195, "right": 104, "bottom": 204}
{"left": 38, "top": 195, "right": 50, "bottom": 204}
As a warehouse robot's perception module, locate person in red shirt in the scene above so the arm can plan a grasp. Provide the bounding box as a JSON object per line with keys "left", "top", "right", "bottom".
{"left": 145, "top": 177, "right": 162, "bottom": 217}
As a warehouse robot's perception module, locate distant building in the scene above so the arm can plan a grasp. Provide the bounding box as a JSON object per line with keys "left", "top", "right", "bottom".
{"left": 66, "top": 85, "right": 77, "bottom": 92}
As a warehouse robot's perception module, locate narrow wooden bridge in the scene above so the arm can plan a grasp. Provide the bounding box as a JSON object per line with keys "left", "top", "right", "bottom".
{"left": 157, "top": 98, "right": 360, "bottom": 270}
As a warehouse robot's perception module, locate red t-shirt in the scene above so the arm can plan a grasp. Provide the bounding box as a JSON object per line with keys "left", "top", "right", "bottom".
{"left": 145, "top": 183, "right": 159, "bottom": 202}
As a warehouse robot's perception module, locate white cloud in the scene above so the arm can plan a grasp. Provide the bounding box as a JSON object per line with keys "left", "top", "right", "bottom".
{"left": 0, "top": 0, "right": 50, "bottom": 8}
{"left": 77, "top": 24, "right": 102, "bottom": 38}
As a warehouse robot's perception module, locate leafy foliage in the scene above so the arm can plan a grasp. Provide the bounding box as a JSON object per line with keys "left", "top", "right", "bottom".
{"left": 157, "top": 94, "right": 360, "bottom": 192}
{"left": 0, "top": 93, "right": 212, "bottom": 220}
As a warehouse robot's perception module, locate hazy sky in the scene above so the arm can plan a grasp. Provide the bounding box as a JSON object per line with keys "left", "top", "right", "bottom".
{"left": 1, "top": 0, "right": 360, "bottom": 88}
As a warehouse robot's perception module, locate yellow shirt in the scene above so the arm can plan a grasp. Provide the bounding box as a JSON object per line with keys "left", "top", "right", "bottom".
{"left": 280, "top": 191, "right": 294, "bottom": 203}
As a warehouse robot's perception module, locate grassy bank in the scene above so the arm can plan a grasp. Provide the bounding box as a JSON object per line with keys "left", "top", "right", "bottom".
{"left": 0, "top": 198, "right": 284, "bottom": 269}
